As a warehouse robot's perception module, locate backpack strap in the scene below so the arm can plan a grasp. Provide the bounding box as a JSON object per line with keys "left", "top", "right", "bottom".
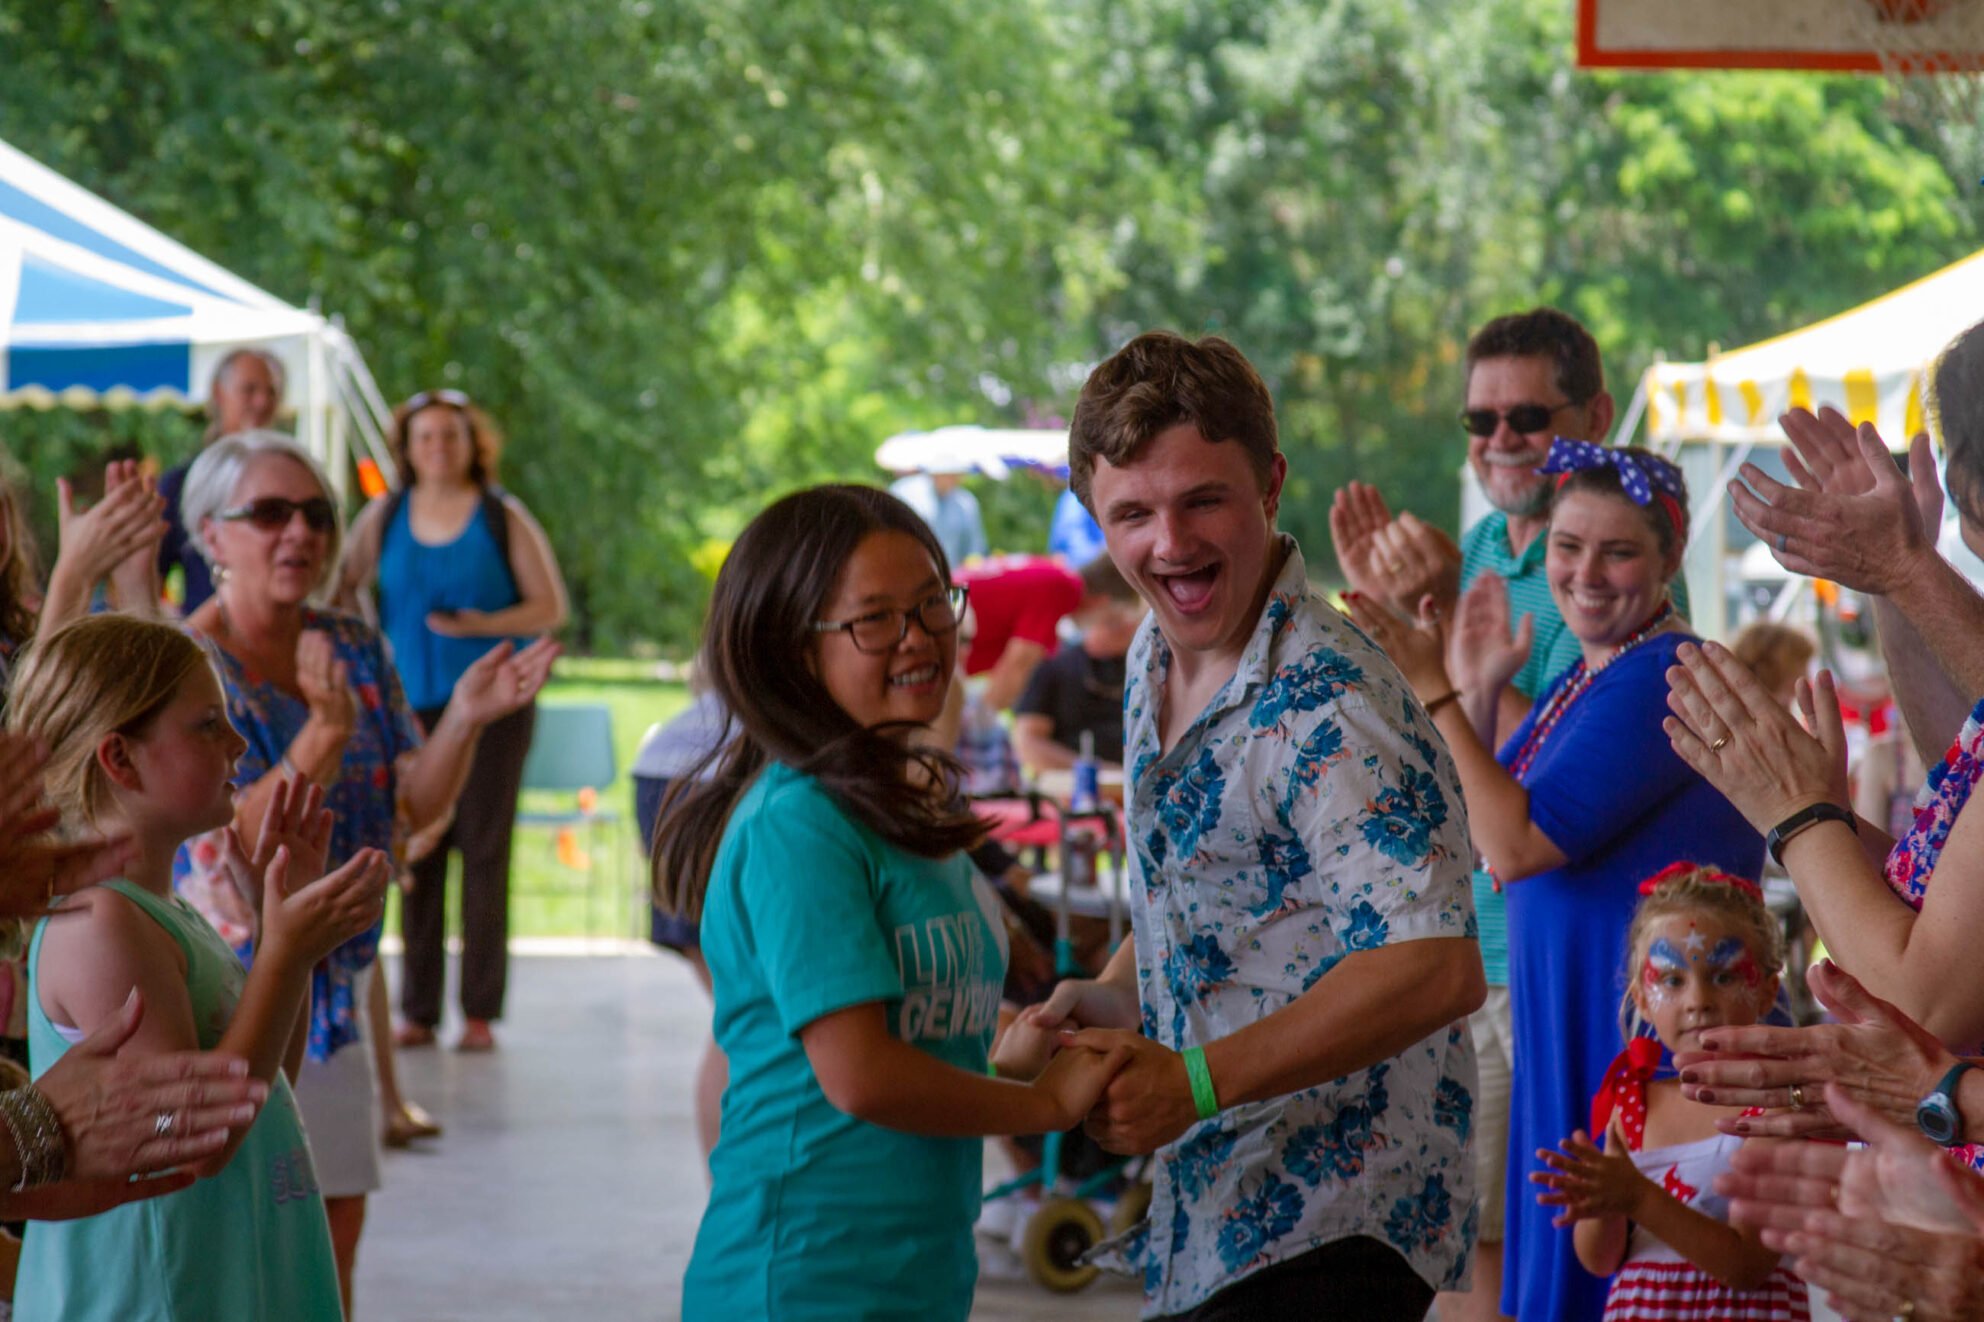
{"left": 482, "top": 484, "right": 519, "bottom": 598}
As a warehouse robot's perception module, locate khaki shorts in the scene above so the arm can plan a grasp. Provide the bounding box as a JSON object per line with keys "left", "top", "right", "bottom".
{"left": 1468, "top": 985, "right": 1514, "bottom": 1243}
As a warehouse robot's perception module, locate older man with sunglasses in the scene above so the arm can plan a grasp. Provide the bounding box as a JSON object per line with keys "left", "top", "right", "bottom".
{"left": 157, "top": 347, "right": 289, "bottom": 612}
{"left": 1330, "top": 307, "right": 1697, "bottom": 1321}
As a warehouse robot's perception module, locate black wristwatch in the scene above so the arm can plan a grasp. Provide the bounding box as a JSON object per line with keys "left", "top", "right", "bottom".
{"left": 1916, "top": 1062, "right": 1976, "bottom": 1147}
{"left": 1764, "top": 802, "right": 1856, "bottom": 866}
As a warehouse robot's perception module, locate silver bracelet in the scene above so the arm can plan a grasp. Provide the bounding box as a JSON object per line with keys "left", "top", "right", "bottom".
{"left": 0, "top": 1085, "right": 68, "bottom": 1191}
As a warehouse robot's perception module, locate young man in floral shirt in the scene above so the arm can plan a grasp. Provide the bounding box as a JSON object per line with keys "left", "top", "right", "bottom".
{"left": 1042, "top": 331, "right": 1485, "bottom": 1319}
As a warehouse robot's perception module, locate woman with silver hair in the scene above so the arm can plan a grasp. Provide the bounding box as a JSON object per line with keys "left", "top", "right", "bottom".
{"left": 173, "top": 429, "right": 557, "bottom": 1316}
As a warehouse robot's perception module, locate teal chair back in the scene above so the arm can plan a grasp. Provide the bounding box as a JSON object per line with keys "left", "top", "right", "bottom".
{"left": 520, "top": 704, "right": 616, "bottom": 794}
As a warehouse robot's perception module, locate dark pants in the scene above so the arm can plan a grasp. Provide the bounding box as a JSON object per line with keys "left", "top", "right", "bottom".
{"left": 400, "top": 701, "right": 537, "bottom": 1027}
{"left": 1156, "top": 1236, "right": 1433, "bottom": 1322}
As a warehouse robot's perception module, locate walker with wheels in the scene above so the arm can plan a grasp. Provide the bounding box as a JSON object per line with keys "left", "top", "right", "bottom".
{"left": 977, "top": 793, "right": 1148, "bottom": 1293}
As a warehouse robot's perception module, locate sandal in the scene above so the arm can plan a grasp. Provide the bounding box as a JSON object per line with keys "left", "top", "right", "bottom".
{"left": 394, "top": 1022, "right": 437, "bottom": 1049}
{"left": 456, "top": 1019, "right": 497, "bottom": 1053}
{"left": 383, "top": 1100, "right": 443, "bottom": 1148}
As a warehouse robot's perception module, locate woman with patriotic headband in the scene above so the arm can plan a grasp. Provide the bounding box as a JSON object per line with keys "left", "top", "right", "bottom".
{"left": 1348, "top": 438, "right": 1763, "bottom": 1321}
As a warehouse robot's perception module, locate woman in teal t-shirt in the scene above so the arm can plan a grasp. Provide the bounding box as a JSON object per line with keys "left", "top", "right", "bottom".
{"left": 653, "top": 484, "right": 1128, "bottom": 1322}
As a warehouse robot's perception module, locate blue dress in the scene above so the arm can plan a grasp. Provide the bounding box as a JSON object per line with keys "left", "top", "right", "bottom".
{"left": 1496, "top": 632, "right": 1763, "bottom": 1321}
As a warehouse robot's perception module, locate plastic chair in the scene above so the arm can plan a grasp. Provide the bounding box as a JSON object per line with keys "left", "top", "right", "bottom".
{"left": 515, "top": 704, "right": 625, "bottom": 939}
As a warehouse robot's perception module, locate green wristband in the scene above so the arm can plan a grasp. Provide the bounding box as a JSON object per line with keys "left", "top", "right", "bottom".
{"left": 1182, "top": 1046, "right": 1219, "bottom": 1120}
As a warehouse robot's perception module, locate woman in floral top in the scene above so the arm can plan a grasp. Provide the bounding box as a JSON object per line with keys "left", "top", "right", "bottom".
{"left": 1665, "top": 333, "right": 1984, "bottom": 1172}
{"left": 171, "top": 431, "right": 556, "bottom": 1315}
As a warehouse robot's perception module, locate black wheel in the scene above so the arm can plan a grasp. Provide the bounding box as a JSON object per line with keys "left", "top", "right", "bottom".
{"left": 1019, "top": 1197, "right": 1104, "bottom": 1293}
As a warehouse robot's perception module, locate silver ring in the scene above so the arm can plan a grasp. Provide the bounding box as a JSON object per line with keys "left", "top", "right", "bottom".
{"left": 1709, "top": 734, "right": 1730, "bottom": 752}
{"left": 1788, "top": 1082, "right": 1806, "bottom": 1110}
{"left": 1776, "top": 532, "right": 1788, "bottom": 553}
{"left": 154, "top": 1110, "right": 176, "bottom": 1138}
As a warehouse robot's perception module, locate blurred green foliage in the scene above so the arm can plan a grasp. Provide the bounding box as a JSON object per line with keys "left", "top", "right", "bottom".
{"left": 0, "top": 0, "right": 1974, "bottom": 651}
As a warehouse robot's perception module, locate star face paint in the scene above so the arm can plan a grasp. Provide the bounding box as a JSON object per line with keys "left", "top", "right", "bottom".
{"left": 1631, "top": 912, "right": 1777, "bottom": 1054}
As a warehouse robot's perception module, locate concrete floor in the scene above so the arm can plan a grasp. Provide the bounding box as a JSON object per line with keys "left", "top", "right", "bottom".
{"left": 360, "top": 952, "right": 1140, "bottom": 1322}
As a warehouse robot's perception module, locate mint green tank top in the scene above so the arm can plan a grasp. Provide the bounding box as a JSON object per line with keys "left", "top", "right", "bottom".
{"left": 16, "top": 881, "right": 343, "bottom": 1322}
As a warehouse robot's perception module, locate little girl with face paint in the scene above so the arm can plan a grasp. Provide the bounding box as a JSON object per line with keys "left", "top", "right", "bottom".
{"left": 1531, "top": 864, "right": 1810, "bottom": 1319}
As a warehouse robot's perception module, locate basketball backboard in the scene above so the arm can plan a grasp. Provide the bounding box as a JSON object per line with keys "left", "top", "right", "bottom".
{"left": 1577, "top": 0, "right": 1984, "bottom": 73}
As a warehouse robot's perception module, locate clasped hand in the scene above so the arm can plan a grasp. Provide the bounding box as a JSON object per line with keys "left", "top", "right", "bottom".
{"left": 995, "top": 979, "right": 1199, "bottom": 1153}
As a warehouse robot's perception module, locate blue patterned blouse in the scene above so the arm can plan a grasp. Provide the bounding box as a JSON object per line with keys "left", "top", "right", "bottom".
{"left": 1118, "top": 537, "right": 1480, "bottom": 1314}
{"left": 173, "top": 608, "right": 423, "bottom": 1061}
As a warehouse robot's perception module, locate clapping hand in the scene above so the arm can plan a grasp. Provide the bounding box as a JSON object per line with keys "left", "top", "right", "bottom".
{"left": 295, "top": 630, "right": 357, "bottom": 740}
{"left": 1721, "top": 1086, "right": 1984, "bottom": 1322}
{"left": 1341, "top": 589, "right": 1452, "bottom": 701}
{"left": 1675, "top": 960, "right": 1957, "bottom": 1140}
{"left": 256, "top": 844, "right": 391, "bottom": 970}
{"left": 0, "top": 733, "right": 137, "bottom": 918}
{"left": 1531, "top": 1119, "right": 1651, "bottom": 1228}
{"left": 16, "top": 988, "right": 267, "bottom": 1221}
{"left": 1664, "top": 643, "right": 1850, "bottom": 834}
{"left": 216, "top": 777, "right": 333, "bottom": 934}
{"left": 1328, "top": 482, "right": 1461, "bottom": 617}
{"left": 55, "top": 460, "right": 167, "bottom": 590}
{"left": 448, "top": 637, "right": 560, "bottom": 728}
{"left": 1732, "top": 406, "right": 1943, "bottom": 596}
{"left": 1447, "top": 572, "right": 1533, "bottom": 698}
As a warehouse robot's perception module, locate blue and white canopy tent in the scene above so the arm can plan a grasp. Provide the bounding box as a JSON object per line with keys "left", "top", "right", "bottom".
{"left": 0, "top": 135, "right": 394, "bottom": 493}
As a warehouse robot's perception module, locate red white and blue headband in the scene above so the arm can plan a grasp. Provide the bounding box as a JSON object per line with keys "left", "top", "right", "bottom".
{"left": 1540, "top": 437, "right": 1688, "bottom": 541}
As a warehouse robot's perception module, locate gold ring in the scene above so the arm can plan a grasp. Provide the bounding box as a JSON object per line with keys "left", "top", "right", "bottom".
{"left": 1896, "top": 1301, "right": 1916, "bottom": 1320}
{"left": 1387, "top": 561, "right": 1406, "bottom": 574}
{"left": 1709, "top": 734, "right": 1730, "bottom": 752}
{"left": 1788, "top": 1082, "right": 1805, "bottom": 1109}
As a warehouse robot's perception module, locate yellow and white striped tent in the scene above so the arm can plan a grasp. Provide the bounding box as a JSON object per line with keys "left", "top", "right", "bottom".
{"left": 1643, "top": 246, "right": 1984, "bottom": 448}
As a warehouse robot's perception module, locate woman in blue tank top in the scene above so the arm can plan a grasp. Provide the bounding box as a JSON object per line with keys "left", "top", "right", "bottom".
{"left": 337, "top": 389, "right": 569, "bottom": 1059}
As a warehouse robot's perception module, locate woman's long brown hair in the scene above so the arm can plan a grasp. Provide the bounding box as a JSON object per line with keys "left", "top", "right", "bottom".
{"left": 651, "top": 484, "right": 984, "bottom": 922}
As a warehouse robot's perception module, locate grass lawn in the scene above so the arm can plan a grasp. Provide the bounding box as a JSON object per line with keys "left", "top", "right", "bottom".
{"left": 385, "top": 658, "right": 692, "bottom": 942}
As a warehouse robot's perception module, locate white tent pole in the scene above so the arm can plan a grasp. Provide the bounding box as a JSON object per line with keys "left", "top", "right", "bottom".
{"left": 1685, "top": 439, "right": 1754, "bottom": 557}
{"left": 1612, "top": 373, "right": 1650, "bottom": 450}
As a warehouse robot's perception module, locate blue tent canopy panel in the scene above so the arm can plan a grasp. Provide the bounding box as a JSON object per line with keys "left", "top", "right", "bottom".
{"left": 0, "top": 177, "right": 225, "bottom": 299}
{"left": 7, "top": 342, "right": 190, "bottom": 395}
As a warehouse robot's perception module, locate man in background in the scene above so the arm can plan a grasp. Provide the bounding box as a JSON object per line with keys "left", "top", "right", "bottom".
{"left": 1012, "top": 554, "right": 1143, "bottom": 770}
{"left": 158, "top": 347, "right": 286, "bottom": 610}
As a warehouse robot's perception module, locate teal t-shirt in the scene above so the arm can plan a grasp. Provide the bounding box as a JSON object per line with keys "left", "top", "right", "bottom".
{"left": 1457, "top": 511, "right": 1691, "bottom": 987}
{"left": 18, "top": 882, "right": 341, "bottom": 1322}
{"left": 683, "top": 763, "right": 1007, "bottom": 1322}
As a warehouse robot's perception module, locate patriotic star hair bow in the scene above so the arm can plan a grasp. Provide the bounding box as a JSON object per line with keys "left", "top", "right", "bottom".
{"left": 1589, "top": 1036, "right": 1663, "bottom": 1152}
{"left": 1539, "top": 437, "right": 1689, "bottom": 539}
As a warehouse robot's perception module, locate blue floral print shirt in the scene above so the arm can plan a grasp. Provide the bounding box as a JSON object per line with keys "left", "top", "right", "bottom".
{"left": 1120, "top": 537, "right": 1480, "bottom": 1313}
{"left": 173, "top": 609, "right": 423, "bottom": 1062}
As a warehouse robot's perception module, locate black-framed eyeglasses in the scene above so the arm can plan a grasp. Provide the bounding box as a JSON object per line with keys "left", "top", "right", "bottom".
{"left": 217, "top": 496, "right": 337, "bottom": 533}
{"left": 402, "top": 388, "right": 472, "bottom": 414}
{"left": 811, "top": 585, "right": 969, "bottom": 654}
{"left": 1459, "top": 401, "right": 1581, "bottom": 438}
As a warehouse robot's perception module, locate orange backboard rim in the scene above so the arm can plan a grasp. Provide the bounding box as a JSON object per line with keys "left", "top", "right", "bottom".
{"left": 1576, "top": 0, "right": 1907, "bottom": 72}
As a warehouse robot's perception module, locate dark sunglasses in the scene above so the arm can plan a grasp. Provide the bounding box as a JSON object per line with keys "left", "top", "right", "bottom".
{"left": 1459, "top": 401, "right": 1581, "bottom": 438}
{"left": 402, "top": 388, "right": 472, "bottom": 414}
{"left": 217, "top": 496, "right": 337, "bottom": 533}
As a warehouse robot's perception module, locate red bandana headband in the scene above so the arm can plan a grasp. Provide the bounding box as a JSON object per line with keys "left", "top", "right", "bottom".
{"left": 1637, "top": 860, "right": 1763, "bottom": 903}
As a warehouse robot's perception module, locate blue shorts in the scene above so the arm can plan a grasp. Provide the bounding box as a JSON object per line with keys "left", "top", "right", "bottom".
{"left": 636, "top": 773, "right": 699, "bottom": 953}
